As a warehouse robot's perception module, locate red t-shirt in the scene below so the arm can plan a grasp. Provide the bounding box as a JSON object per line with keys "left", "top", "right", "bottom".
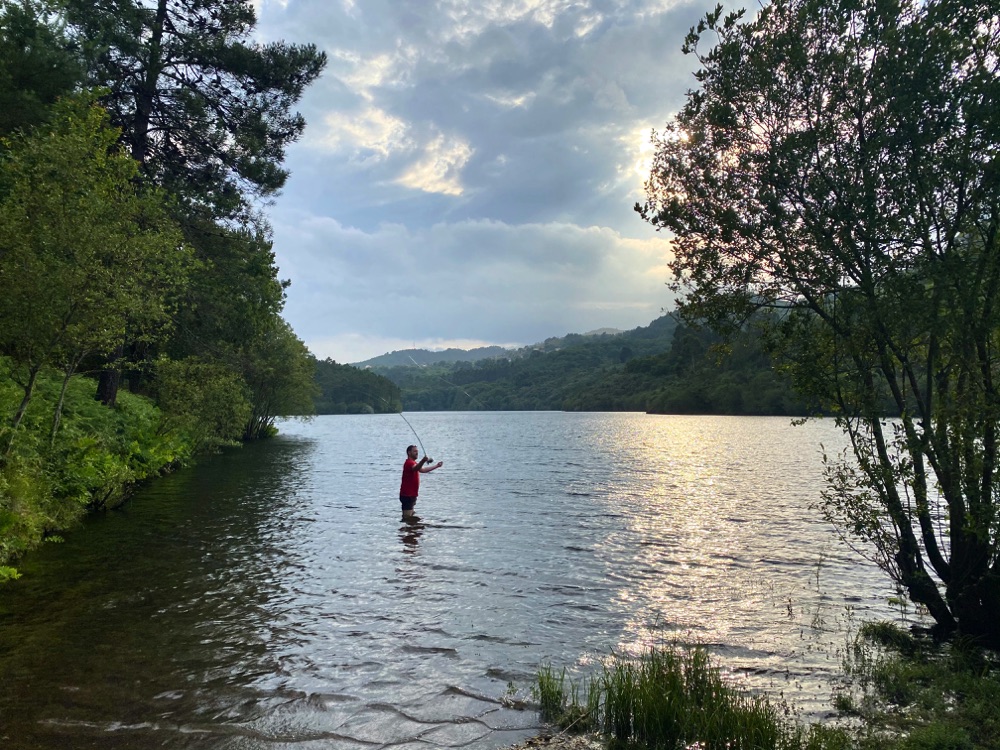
{"left": 400, "top": 458, "right": 420, "bottom": 497}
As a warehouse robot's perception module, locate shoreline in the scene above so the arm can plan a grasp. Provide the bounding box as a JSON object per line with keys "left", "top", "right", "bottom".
{"left": 507, "top": 732, "right": 605, "bottom": 749}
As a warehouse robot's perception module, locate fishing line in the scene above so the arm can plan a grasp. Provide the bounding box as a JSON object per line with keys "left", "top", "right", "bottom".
{"left": 406, "top": 355, "right": 488, "bottom": 411}
{"left": 348, "top": 387, "right": 431, "bottom": 459}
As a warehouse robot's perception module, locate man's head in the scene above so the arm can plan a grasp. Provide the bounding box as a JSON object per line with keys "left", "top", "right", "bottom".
{"left": 406, "top": 445, "right": 418, "bottom": 458}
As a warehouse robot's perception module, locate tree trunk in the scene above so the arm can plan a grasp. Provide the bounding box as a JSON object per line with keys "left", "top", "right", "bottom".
{"left": 125, "top": 341, "right": 150, "bottom": 394}
{"left": 5, "top": 365, "right": 41, "bottom": 456}
{"left": 51, "top": 353, "right": 85, "bottom": 447}
{"left": 96, "top": 0, "right": 166, "bottom": 405}
{"left": 130, "top": 0, "right": 167, "bottom": 165}
{"left": 946, "top": 573, "right": 1000, "bottom": 647}
{"left": 96, "top": 347, "right": 121, "bottom": 407}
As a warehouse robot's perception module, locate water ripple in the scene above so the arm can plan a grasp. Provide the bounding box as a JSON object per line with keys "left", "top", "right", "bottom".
{"left": 0, "top": 414, "right": 914, "bottom": 748}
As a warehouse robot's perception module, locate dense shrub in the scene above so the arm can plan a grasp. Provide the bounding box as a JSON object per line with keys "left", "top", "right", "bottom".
{"left": 0, "top": 357, "right": 195, "bottom": 578}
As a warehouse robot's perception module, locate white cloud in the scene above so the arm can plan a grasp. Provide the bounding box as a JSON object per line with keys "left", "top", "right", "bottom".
{"left": 395, "top": 133, "right": 474, "bottom": 196}
{"left": 481, "top": 91, "right": 535, "bottom": 109}
{"left": 315, "top": 107, "right": 411, "bottom": 158}
{"left": 334, "top": 50, "right": 403, "bottom": 92}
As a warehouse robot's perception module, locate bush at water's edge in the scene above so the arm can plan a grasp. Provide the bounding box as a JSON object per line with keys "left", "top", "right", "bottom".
{"left": 0, "top": 358, "right": 217, "bottom": 581}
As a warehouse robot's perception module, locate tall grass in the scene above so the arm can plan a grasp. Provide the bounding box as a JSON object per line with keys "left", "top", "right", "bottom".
{"left": 537, "top": 644, "right": 851, "bottom": 749}
{"left": 539, "top": 629, "right": 1000, "bottom": 749}
{"left": 537, "top": 664, "right": 601, "bottom": 732}
{"left": 603, "top": 646, "right": 792, "bottom": 748}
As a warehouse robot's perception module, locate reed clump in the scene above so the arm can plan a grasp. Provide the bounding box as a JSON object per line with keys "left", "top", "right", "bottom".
{"left": 535, "top": 645, "right": 840, "bottom": 749}
{"left": 537, "top": 627, "right": 1000, "bottom": 749}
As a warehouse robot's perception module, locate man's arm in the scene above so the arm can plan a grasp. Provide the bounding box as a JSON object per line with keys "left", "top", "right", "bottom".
{"left": 419, "top": 457, "right": 443, "bottom": 473}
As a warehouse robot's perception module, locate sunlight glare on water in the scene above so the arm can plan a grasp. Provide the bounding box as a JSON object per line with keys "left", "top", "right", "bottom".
{"left": 0, "top": 413, "right": 910, "bottom": 749}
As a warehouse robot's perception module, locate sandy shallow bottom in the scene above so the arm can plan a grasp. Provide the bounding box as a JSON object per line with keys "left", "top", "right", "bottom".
{"left": 507, "top": 731, "right": 606, "bottom": 749}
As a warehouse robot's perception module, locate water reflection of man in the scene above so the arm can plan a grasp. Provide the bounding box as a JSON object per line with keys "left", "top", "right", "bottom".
{"left": 400, "top": 521, "right": 423, "bottom": 552}
{"left": 399, "top": 445, "right": 443, "bottom": 521}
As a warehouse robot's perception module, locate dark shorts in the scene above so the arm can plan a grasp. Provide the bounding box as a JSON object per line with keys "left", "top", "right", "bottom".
{"left": 399, "top": 495, "right": 417, "bottom": 510}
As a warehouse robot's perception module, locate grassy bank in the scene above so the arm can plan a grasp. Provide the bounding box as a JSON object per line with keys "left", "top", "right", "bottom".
{"left": 833, "top": 622, "right": 1000, "bottom": 749}
{"left": 0, "top": 359, "right": 202, "bottom": 580}
{"left": 536, "top": 624, "right": 1000, "bottom": 749}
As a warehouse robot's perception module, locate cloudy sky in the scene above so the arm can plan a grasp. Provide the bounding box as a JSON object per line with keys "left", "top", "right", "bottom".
{"left": 255, "top": 0, "right": 717, "bottom": 364}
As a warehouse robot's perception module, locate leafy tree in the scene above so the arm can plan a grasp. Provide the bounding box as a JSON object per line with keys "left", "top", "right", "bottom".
{"left": 314, "top": 358, "right": 402, "bottom": 415}
{"left": 0, "top": 0, "right": 83, "bottom": 137}
{"left": 152, "top": 356, "right": 249, "bottom": 453}
{"left": 54, "top": 0, "right": 326, "bottom": 219}
{"left": 638, "top": 0, "right": 1000, "bottom": 642}
{"left": 621, "top": 321, "right": 807, "bottom": 415}
{"left": 161, "top": 217, "right": 321, "bottom": 442}
{"left": 47, "top": 0, "right": 326, "bottom": 405}
{"left": 170, "top": 216, "right": 286, "bottom": 356}
{"left": 0, "top": 95, "right": 190, "bottom": 452}
{"left": 239, "top": 318, "right": 317, "bottom": 441}
{"left": 162, "top": 214, "right": 287, "bottom": 408}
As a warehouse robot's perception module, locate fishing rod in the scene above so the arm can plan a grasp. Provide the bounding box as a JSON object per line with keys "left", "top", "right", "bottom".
{"left": 397, "top": 411, "right": 429, "bottom": 459}
{"left": 350, "top": 387, "right": 432, "bottom": 460}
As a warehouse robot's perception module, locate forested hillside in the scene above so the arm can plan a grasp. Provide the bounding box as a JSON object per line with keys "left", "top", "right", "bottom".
{"left": 354, "top": 346, "right": 511, "bottom": 368}
{"left": 360, "top": 315, "right": 813, "bottom": 414}
{"left": 314, "top": 358, "right": 402, "bottom": 414}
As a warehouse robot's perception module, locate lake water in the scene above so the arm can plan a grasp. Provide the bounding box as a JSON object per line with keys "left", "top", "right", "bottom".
{"left": 0, "top": 413, "right": 908, "bottom": 748}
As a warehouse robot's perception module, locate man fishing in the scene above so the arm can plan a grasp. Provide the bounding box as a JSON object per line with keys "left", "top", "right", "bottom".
{"left": 399, "top": 445, "right": 443, "bottom": 521}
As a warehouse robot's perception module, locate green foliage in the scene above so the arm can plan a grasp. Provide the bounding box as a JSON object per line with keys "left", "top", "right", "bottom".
{"left": 375, "top": 317, "right": 677, "bottom": 411}
{"left": 0, "top": 1, "right": 83, "bottom": 137}
{"left": 314, "top": 358, "right": 402, "bottom": 415}
{"left": 55, "top": 0, "right": 327, "bottom": 220}
{"left": 152, "top": 356, "right": 250, "bottom": 453}
{"left": 0, "top": 356, "right": 193, "bottom": 573}
{"left": 0, "top": 0, "right": 325, "bottom": 579}
{"left": 837, "top": 622, "right": 1000, "bottom": 749}
{"left": 535, "top": 665, "right": 569, "bottom": 723}
{"left": 534, "top": 665, "right": 600, "bottom": 733}
{"left": 639, "top": 0, "right": 1000, "bottom": 643}
{"left": 901, "top": 726, "right": 974, "bottom": 750}
{"left": 0, "top": 93, "right": 192, "bottom": 446}
{"left": 168, "top": 218, "right": 287, "bottom": 363}
{"left": 240, "top": 318, "right": 317, "bottom": 440}
{"left": 160, "top": 219, "right": 318, "bottom": 439}
{"left": 627, "top": 320, "right": 814, "bottom": 415}
{"left": 374, "top": 315, "right": 812, "bottom": 415}
{"left": 859, "top": 621, "right": 920, "bottom": 658}
{"left": 35, "top": 0, "right": 327, "bottom": 408}
{"left": 602, "top": 647, "right": 791, "bottom": 748}
{"left": 355, "top": 344, "right": 512, "bottom": 369}
{"left": 537, "top": 633, "right": 1000, "bottom": 749}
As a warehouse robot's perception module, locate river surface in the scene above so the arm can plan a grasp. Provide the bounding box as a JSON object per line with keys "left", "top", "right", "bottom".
{"left": 0, "top": 413, "right": 910, "bottom": 748}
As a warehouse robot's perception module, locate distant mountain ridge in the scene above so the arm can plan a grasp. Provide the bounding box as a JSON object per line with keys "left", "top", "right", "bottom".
{"left": 352, "top": 327, "right": 625, "bottom": 368}
{"left": 353, "top": 345, "right": 511, "bottom": 368}
{"left": 315, "top": 312, "right": 810, "bottom": 415}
